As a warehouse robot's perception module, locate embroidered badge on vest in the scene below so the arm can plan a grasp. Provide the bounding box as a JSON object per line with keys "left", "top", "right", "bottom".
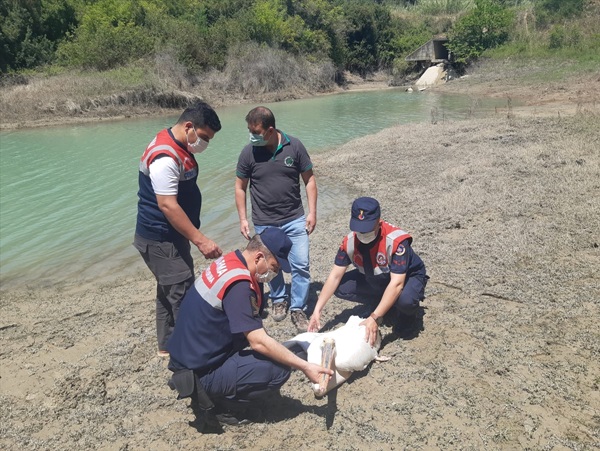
{"left": 376, "top": 252, "right": 387, "bottom": 266}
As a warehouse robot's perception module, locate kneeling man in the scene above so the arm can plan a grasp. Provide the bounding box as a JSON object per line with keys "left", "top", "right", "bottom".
{"left": 308, "top": 197, "right": 428, "bottom": 343}
{"left": 167, "top": 227, "right": 332, "bottom": 428}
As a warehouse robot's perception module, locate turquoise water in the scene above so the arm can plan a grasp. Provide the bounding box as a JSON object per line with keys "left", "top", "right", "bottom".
{"left": 0, "top": 89, "right": 509, "bottom": 288}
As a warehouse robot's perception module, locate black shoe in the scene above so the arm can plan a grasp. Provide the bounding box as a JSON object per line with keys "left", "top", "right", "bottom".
{"left": 393, "top": 311, "right": 424, "bottom": 340}
{"left": 213, "top": 398, "right": 263, "bottom": 426}
{"left": 189, "top": 408, "right": 224, "bottom": 434}
{"left": 190, "top": 406, "right": 252, "bottom": 430}
{"left": 383, "top": 309, "right": 399, "bottom": 327}
{"left": 214, "top": 411, "right": 252, "bottom": 426}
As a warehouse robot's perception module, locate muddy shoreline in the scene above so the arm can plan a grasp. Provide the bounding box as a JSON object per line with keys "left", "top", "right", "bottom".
{"left": 1, "top": 63, "right": 599, "bottom": 449}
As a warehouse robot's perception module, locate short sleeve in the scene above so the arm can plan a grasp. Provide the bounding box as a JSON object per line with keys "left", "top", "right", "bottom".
{"left": 149, "top": 156, "right": 180, "bottom": 195}
{"left": 335, "top": 241, "right": 351, "bottom": 267}
{"left": 222, "top": 280, "right": 263, "bottom": 334}
{"left": 236, "top": 146, "right": 253, "bottom": 179}
{"left": 390, "top": 239, "right": 412, "bottom": 274}
{"left": 295, "top": 140, "right": 313, "bottom": 173}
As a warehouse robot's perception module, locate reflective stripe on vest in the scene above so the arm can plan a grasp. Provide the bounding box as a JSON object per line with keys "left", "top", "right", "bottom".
{"left": 192, "top": 253, "right": 261, "bottom": 311}
{"left": 139, "top": 145, "right": 184, "bottom": 175}
{"left": 194, "top": 268, "right": 251, "bottom": 311}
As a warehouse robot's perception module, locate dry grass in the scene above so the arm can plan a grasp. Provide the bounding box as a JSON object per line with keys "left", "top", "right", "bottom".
{"left": 0, "top": 47, "right": 336, "bottom": 129}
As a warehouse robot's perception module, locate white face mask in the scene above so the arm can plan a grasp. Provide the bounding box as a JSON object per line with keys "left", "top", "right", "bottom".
{"left": 256, "top": 256, "right": 278, "bottom": 283}
{"left": 187, "top": 128, "right": 209, "bottom": 154}
{"left": 356, "top": 230, "right": 377, "bottom": 244}
{"left": 257, "top": 268, "right": 278, "bottom": 283}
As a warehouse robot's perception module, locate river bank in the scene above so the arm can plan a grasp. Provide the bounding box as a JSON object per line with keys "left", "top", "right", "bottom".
{"left": 0, "top": 70, "right": 394, "bottom": 131}
{"left": 2, "top": 104, "right": 599, "bottom": 448}
{"left": 1, "top": 59, "right": 598, "bottom": 130}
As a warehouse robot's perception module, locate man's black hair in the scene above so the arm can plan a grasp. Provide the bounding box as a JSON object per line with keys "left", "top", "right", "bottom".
{"left": 245, "top": 106, "right": 276, "bottom": 130}
{"left": 177, "top": 101, "right": 222, "bottom": 132}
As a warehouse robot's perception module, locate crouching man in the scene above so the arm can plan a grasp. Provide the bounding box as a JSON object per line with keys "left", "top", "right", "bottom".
{"left": 308, "top": 197, "right": 429, "bottom": 343}
{"left": 167, "top": 227, "right": 332, "bottom": 430}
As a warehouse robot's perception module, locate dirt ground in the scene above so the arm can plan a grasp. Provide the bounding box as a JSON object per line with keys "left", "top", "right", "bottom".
{"left": 1, "top": 63, "right": 599, "bottom": 450}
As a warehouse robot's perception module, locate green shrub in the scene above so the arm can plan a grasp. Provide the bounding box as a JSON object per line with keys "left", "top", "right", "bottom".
{"left": 548, "top": 24, "right": 583, "bottom": 49}
{"left": 535, "top": 0, "right": 584, "bottom": 28}
{"left": 413, "top": 0, "right": 474, "bottom": 15}
{"left": 447, "top": 0, "right": 514, "bottom": 65}
{"left": 548, "top": 25, "right": 567, "bottom": 48}
{"left": 55, "top": 0, "right": 154, "bottom": 70}
{"left": 0, "top": 0, "right": 75, "bottom": 72}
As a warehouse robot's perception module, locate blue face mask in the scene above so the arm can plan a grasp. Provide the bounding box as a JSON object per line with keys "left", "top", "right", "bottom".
{"left": 249, "top": 132, "right": 268, "bottom": 147}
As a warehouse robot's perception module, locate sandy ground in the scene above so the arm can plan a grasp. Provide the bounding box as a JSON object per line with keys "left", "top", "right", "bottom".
{"left": 1, "top": 65, "right": 600, "bottom": 449}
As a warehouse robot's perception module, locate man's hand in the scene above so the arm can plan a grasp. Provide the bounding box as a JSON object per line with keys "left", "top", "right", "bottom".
{"left": 307, "top": 312, "right": 321, "bottom": 332}
{"left": 196, "top": 238, "right": 222, "bottom": 259}
{"left": 359, "top": 317, "right": 379, "bottom": 347}
{"left": 305, "top": 212, "right": 316, "bottom": 235}
{"left": 239, "top": 219, "right": 251, "bottom": 240}
{"left": 302, "top": 362, "right": 334, "bottom": 385}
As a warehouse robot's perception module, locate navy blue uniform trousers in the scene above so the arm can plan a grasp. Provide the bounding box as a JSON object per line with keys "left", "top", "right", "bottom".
{"left": 334, "top": 269, "right": 428, "bottom": 316}
{"left": 197, "top": 350, "right": 290, "bottom": 403}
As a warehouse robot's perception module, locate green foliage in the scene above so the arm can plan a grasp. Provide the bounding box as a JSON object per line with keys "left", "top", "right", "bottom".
{"left": 535, "top": 0, "right": 584, "bottom": 28}
{"left": 56, "top": 0, "right": 154, "bottom": 69}
{"left": 340, "top": 1, "right": 399, "bottom": 75}
{"left": 548, "top": 24, "right": 582, "bottom": 49}
{"left": 413, "top": 0, "right": 474, "bottom": 15}
{"left": 0, "top": 0, "right": 77, "bottom": 72}
{"left": 447, "top": 0, "right": 514, "bottom": 65}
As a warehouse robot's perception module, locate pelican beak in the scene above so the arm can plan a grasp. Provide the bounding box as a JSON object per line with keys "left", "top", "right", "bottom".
{"left": 315, "top": 337, "right": 335, "bottom": 398}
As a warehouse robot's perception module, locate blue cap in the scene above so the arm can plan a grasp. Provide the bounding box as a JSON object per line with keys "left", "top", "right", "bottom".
{"left": 259, "top": 227, "right": 292, "bottom": 273}
{"left": 350, "top": 197, "right": 381, "bottom": 232}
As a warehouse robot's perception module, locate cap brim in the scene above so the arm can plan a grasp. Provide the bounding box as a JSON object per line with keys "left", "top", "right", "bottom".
{"left": 350, "top": 218, "right": 378, "bottom": 233}
{"left": 276, "top": 256, "right": 291, "bottom": 273}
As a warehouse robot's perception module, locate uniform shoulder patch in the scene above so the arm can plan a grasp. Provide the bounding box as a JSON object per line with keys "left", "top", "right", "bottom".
{"left": 395, "top": 244, "right": 406, "bottom": 256}
{"left": 250, "top": 294, "right": 259, "bottom": 317}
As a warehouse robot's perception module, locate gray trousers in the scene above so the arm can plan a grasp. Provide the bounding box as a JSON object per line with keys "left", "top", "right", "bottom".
{"left": 133, "top": 234, "right": 195, "bottom": 351}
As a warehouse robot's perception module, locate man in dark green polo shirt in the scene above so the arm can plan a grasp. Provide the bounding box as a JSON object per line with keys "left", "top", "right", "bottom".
{"left": 235, "top": 106, "right": 317, "bottom": 332}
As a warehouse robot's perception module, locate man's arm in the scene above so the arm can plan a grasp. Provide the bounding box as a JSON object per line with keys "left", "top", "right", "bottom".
{"left": 360, "top": 272, "right": 406, "bottom": 346}
{"left": 301, "top": 169, "right": 317, "bottom": 234}
{"left": 235, "top": 177, "right": 251, "bottom": 240}
{"left": 156, "top": 195, "right": 222, "bottom": 258}
{"left": 307, "top": 263, "right": 347, "bottom": 332}
{"left": 245, "top": 327, "right": 333, "bottom": 384}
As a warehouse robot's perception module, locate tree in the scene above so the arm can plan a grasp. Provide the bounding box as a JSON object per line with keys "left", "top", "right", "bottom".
{"left": 447, "top": 0, "right": 514, "bottom": 65}
{"left": 0, "top": 0, "right": 76, "bottom": 72}
{"left": 55, "top": 0, "right": 153, "bottom": 69}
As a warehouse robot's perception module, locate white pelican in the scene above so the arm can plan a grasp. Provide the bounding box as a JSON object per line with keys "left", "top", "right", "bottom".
{"left": 284, "top": 316, "right": 389, "bottom": 397}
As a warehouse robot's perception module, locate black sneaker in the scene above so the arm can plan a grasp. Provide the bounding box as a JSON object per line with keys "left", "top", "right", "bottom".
{"left": 214, "top": 411, "right": 251, "bottom": 426}
{"left": 189, "top": 408, "right": 224, "bottom": 434}
{"left": 393, "top": 311, "right": 424, "bottom": 340}
{"left": 213, "top": 398, "right": 263, "bottom": 426}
